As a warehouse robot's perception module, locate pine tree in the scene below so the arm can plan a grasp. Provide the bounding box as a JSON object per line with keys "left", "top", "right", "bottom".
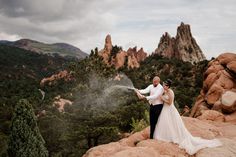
{"left": 8, "top": 99, "right": 48, "bottom": 157}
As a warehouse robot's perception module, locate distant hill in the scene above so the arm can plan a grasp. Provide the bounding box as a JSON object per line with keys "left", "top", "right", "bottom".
{"left": 0, "top": 40, "right": 13, "bottom": 44}
{"left": 0, "top": 44, "right": 72, "bottom": 80}
{"left": 0, "top": 39, "right": 88, "bottom": 59}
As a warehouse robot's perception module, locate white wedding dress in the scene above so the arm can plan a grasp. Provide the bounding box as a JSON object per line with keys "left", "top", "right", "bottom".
{"left": 153, "top": 89, "right": 222, "bottom": 155}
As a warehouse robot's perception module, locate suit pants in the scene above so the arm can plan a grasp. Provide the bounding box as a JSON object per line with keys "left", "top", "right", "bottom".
{"left": 149, "top": 104, "right": 163, "bottom": 139}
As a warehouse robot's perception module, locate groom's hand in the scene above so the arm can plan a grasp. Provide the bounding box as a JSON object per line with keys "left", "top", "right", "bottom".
{"left": 140, "top": 95, "right": 146, "bottom": 100}
{"left": 134, "top": 89, "right": 146, "bottom": 100}
{"left": 134, "top": 88, "right": 139, "bottom": 95}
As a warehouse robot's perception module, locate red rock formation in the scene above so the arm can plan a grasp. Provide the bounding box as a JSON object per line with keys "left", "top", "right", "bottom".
{"left": 154, "top": 32, "right": 175, "bottom": 58}
{"left": 114, "top": 50, "right": 127, "bottom": 69}
{"left": 190, "top": 53, "right": 236, "bottom": 122}
{"left": 98, "top": 35, "right": 113, "bottom": 64}
{"left": 154, "top": 22, "right": 206, "bottom": 64}
{"left": 127, "top": 54, "right": 140, "bottom": 69}
{"left": 40, "top": 70, "right": 74, "bottom": 87}
{"left": 104, "top": 34, "right": 113, "bottom": 52}
{"left": 53, "top": 95, "right": 73, "bottom": 112}
{"left": 83, "top": 117, "right": 236, "bottom": 157}
{"left": 126, "top": 47, "right": 147, "bottom": 67}
{"left": 98, "top": 35, "right": 147, "bottom": 69}
{"left": 197, "top": 110, "right": 225, "bottom": 122}
{"left": 136, "top": 48, "right": 147, "bottom": 62}
{"left": 36, "top": 110, "right": 46, "bottom": 118}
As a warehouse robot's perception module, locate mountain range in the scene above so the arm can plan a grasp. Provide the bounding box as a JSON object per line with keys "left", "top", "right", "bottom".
{"left": 0, "top": 38, "right": 88, "bottom": 59}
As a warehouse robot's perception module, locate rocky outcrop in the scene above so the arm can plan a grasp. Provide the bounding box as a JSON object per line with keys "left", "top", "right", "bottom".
{"left": 53, "top": 95, "right": 73, "bottom": 112}
{"left": 154, "top": 22, "right": 206, "bottom": 64}
{"left": 154, "top": 32, "right": 175, "bottom": 59}
{"left": 137, "top": 48, "right": 147, "bottom": 62}
{"left": 195, "top": 138, "right": 236, "bottom": 157}
{"left": 98, "top": 35, "right": 112, "bottom": 65}
{"left": 83, "top": 117, "right": 236, "bottom": 157}
{"left": 190, "top": 53, "right": 236, "bottom": 123}
{"left": 127, "top": 47, "right": 147, "bottom": 63}
{"left": 113, "top": 51, "right": 128, "bottom": 69}
{"left": 197, "top": 110, "right": 225, "bottom": 122}
{"left": 40, "top": 70, "right": 75, "bottom": 87}
{"left": 98, "top": 35, "right": 147, "bottom": 69}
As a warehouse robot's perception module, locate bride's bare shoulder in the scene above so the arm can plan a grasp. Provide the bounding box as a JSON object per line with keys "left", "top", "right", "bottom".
{"left": 169, "top": 89, "right": 175, "bottom": 96}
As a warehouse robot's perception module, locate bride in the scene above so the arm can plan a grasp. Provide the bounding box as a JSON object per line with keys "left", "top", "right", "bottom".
{"left": 153, "top": 79, "right": 222, "bottom": 155}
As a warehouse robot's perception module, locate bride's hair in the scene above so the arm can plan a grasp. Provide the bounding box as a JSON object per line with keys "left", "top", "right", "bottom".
{"left": 164, "top": 79, "right": 172, "bottom": 87}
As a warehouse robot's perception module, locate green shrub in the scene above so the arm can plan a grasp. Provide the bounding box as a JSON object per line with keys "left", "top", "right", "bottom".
{"left": 8, "top": 99, "right": 48, "bottom": 157}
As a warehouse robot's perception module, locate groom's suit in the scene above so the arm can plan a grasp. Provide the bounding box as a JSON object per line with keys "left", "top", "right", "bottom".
{"left": 139, "top": 84, "right": 164, "bottom": 139}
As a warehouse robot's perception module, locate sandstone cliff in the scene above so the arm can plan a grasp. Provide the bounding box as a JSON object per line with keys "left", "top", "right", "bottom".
{"left": 190, "top": 53, "right": 236, "bottom": 123}
{"left": 40, "top": 70, "right": 75, "bottom": 87}
{"left": 83, "top": 117, "right": 236, "bottom": 157}
{"left": 98, "top": 35, "right": 147, "bottom": 69}
{"left": 154, "top": 22, "right": 206, "bottom": 64}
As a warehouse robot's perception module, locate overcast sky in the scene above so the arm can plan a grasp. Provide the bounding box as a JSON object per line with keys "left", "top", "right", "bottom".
{"left": 0, "top": 0, "right": 235, "bottom": 59}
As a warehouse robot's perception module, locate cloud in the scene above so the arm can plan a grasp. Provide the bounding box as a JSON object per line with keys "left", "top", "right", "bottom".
{"left": 0, "top": 0, "right": 119, "bottom": 40}
{"left": 0, "top": 0, "right": 235, "bottom": 58}
{"left": 0, "top": 32, "right": 20, "bottom": 41}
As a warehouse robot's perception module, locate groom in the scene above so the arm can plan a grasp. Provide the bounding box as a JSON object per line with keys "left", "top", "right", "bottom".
{"left": 135, "top": 76, "right": 164, "bottom": 139}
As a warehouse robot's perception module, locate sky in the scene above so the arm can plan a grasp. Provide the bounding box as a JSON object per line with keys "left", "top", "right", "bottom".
{"left": 0, "top": 0, "right": 235, "bottom": 59}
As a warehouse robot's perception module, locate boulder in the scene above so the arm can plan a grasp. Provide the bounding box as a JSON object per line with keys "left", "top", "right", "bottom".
{"left": 191, "top": 53, "right": 236, "bottom": 117}
{"left": 197, "top": 110, "right": 225, "bottom": 122}
{"left": 112, "top": 147, "right": 160, "bottom": 157}
{"left": 221, "top": 91, "right": 236, "bottom": 113}
{"left": 137, "top": 140, "right": 188, "bottom": 157}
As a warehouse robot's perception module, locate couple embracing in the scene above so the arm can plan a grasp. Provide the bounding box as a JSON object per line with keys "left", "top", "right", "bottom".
{"left": 135, "top": 76, "right": 222, "bottom": 155}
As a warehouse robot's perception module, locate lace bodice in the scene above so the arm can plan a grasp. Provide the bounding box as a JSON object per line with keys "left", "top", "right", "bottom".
{"left": 163, "top": 94, "right": 169, "bottom": 100}
{"left": 162, "top": 89, "right": 174, "bottom": 105}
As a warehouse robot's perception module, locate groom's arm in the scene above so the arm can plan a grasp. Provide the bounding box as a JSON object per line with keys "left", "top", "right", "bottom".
{"left": 146, "top": 87, "right": 164, "bottom": 101}
{"left": 138, "top": 85, "right": 151, "bottom": 94}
